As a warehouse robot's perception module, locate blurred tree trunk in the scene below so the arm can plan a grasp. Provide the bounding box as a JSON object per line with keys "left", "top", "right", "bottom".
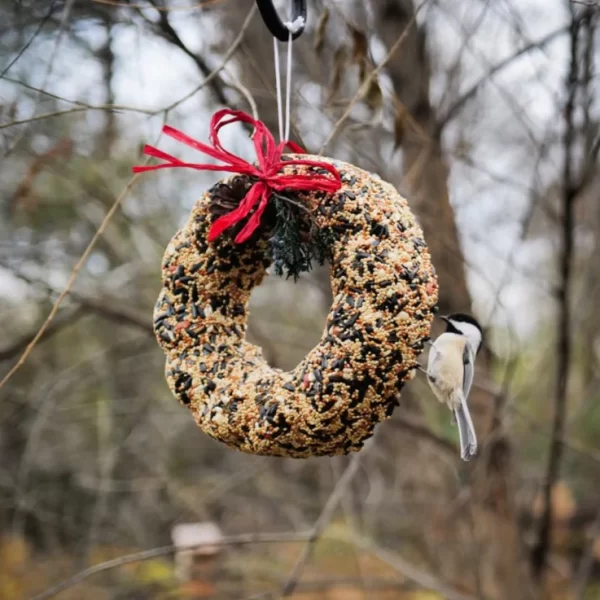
{"left": 372, "top": 1, "right": 535, "bottom": 598}
{"left": 372, "top": 2, "right": 469, "bottom": 315}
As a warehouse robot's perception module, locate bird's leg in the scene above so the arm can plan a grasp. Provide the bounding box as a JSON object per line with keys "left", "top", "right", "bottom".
{"left": 416, "top": 364, "right": 428, "bottom": 376}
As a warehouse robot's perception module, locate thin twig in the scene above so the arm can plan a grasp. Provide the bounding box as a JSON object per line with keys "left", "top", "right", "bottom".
{"left": 2, "top": 76, "right": 102, "bottom": 107}
{"left": 319, "top": 0, "right": 429, "bottom": 154}
{"left": 437, "top": 25, "right": 571, "bottom": 132}
{"left": 223, "top": 67, "right": 259, "bottom": 121}
{"left": 92, "top": 0, "right": 227, "bottom": 10}
{"left": 147, "top": 0, "right": 228, "bottom": 106}
{"left": 280, "top": 453, "right": 364, "bottom": 596}
{"left": 29, "top": 531, "right": 313, "bottom": 600}
{"left": 0, "top": 1, "right": 57, "bottom": 79}
{"left": 4, "top": 0, "right": 75, "bottom": 158}
{"left": 531, "top": 8, "right": 581, "bottom": 579}
{"left": 434, "top": 1, "right": 491, "bottom": 121}
{"left": 0, "top": 104, "right": 154, "bottom": 130}
{"left": 160, "top": 3, "right": 257, "bottom": 113}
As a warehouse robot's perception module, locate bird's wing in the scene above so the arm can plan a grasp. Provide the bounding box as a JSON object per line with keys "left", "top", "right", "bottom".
{"left": 462, "top": 343, "right": 474, "bottom": 401}
{"left": 426, "top": 342, "right": 438, "bottom": 366}
{"left": 426, "top": 342, "right": 443, "bottom": 379}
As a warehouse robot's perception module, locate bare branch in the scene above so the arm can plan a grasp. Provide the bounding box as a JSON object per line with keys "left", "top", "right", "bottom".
{"left": 4, "top": 0, "right": 76, "bottom": 158}
{"left": 438, "top": 24, "right": 570, "bottom": 131}
{"left": 281, "top": 453, "right": 364, "bottom": 596}
{"left": 1, "top": 75, "right": 100, "bottom": 106}
{"left": 92, "top": 0, "right": 228, "bottom": 10}
{"left": 145, "top": 0, "right": 229, "bottom": 106}
{"left": 0, "top": 104, "right": 154, "bottom": 130}
{"left": 224, "top": 68, "right": 259, "bottom": 121}
{"left": 160, "top": 3, "right": 257, "bottom": 113}
{"left": 531, "top": 9, "right": 582, "bottom": 578}
{"left": 29, "top": 531, "right": 313, "bottom": 600}
{"left": 0, "top": 1, "right": 58, "bottom": 79}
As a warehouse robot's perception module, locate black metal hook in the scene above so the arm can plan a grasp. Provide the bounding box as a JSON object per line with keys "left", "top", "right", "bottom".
{"left": 255, "top": 0, "right": 307, "bottom": 42}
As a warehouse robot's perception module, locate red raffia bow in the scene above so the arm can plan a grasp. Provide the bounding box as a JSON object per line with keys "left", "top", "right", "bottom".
{"left": 133, "top": 109, "right": 342, "bottom": 244}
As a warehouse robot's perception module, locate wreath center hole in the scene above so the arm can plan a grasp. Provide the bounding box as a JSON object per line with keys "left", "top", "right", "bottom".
{"left": 247, "top": 266, "right": 332, "bottom": 371}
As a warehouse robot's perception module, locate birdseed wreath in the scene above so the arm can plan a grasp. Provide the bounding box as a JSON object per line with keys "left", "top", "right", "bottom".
{"left": 134, "top": 110, "right": 438, "bottom": 458}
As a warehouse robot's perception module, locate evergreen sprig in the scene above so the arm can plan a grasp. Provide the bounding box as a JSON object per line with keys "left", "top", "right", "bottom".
{"left": 268, "top": 192, "right": 335, "bottom": 281}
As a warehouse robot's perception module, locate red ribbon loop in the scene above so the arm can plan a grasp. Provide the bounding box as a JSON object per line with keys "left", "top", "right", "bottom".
{"left": 133, "top": 109, "right": 342, "bottom": 244}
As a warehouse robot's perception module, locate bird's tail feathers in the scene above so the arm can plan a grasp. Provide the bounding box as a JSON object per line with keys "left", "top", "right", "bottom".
{"left": 453, "top": 395, "right": 477, "bottom": 461}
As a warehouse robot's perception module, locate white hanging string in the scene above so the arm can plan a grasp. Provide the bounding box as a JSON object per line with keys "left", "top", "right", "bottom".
{"left": 273, "top": 15, "right": 305, "bottom": 143}
{"left": 284, "top": 27, "right": 293, "bottom": 141}
{"left": 273, "top": 38, "right": 284, "bottom": 142}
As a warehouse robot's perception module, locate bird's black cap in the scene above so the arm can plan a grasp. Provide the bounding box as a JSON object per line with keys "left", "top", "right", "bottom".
{"left": 440, "top": 312, "right": 482, "bottom": 332}
{"left": 439, "top": 313, "right": 483, "bottom": 351}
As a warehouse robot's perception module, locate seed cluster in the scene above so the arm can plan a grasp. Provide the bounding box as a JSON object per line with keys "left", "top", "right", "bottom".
{"left": 154, "top": 156, "right": 439, "bottom": 458}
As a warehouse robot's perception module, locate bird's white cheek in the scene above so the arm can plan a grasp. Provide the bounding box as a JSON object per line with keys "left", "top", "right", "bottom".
{"left": 453, "top": 322, "right": 482, "bottom": 352}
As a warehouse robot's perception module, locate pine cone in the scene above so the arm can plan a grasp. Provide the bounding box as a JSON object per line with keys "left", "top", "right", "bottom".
{"left": 206, "top": 176, "right": 313, "bottom": 246}
{"left": 208, "top": 176, "right": 254, "bottom": 218}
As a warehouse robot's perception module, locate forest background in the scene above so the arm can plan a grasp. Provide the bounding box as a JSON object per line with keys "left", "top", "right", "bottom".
{"left": 1, "top": 0, "right": 600, "bottom": 599}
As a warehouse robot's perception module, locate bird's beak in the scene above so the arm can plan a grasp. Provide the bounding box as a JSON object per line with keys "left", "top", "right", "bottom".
{"left": 439, "top": 315, "right": 449, "bottom": 323}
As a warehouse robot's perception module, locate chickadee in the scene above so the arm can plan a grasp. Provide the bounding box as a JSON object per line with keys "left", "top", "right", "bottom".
{"left": 426, "top": 313, "right": 483, "bottom": 461}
